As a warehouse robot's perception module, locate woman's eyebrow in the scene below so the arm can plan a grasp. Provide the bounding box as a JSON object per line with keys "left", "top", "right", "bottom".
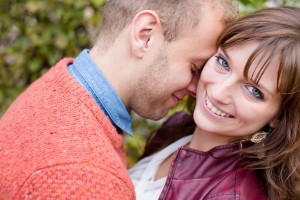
{"left": 220, "top": 46, "right": 276, "bottom": 97}
{"left": 220, "top": 47, "right": 232, "bottom": 63}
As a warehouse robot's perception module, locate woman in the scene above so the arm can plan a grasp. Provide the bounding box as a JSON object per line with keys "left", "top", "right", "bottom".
{"left": 129, "top": 7, "right": 300, "bottom": 200}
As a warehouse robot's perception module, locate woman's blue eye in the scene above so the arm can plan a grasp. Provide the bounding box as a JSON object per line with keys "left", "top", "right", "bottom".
{"left": 246, "top": 85, "right": 265, "bottom": 100}
{"left": 215, "top": 55, "right": 229, "bottom": 70}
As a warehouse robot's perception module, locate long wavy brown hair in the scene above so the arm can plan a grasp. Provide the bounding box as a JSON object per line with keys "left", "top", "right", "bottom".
{"left": 142, "top": 7, "right": 300, "bottom": 200}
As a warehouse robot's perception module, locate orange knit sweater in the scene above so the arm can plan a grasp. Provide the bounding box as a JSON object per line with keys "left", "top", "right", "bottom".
{"left": 0, "top": 58, "right": 135, "bottom": 199}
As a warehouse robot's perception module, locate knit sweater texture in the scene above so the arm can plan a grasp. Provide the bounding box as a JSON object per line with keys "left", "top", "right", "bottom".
{"left": 0, "top": 58, "right": 135, "bottom": 199}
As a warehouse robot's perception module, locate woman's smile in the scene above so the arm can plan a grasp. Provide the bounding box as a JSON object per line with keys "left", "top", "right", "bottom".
{"left": 205, "top": 96, "right": 232, "bottom": 118}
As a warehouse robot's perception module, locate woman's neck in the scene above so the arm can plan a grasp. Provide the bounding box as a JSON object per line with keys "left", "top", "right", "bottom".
{"left": 188, "top": 127, "right": 233, "bottom": 152}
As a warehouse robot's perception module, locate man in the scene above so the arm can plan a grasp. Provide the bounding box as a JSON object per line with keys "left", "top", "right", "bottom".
{"left": 0, "top": 0, "right": 238, "bottom": 199}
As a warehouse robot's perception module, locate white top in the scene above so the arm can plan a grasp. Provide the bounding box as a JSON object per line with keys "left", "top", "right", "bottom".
{"left": 128, "top": 135, "right": 192, "bottom": 200}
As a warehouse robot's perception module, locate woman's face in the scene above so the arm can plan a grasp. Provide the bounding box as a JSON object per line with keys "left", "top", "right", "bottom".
{"left": 193, "top": 41, "right": 281, "bottom": 144}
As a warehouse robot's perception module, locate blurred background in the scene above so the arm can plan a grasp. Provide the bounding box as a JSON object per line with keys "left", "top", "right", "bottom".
{"left": 0, "top": 0, "right": 299, "bottom": 167}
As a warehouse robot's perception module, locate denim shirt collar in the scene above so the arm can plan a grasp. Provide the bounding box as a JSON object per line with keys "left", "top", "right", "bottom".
{"left": 68, "top": 49, "right": 133, "bottom": 135}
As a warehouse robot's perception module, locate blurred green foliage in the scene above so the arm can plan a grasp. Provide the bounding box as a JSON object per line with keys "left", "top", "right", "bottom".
{"left": 0, "top": 0, "right": 105, "bottom": 115}
{"left": 238, "top": 0, "right": 300, "bottom": 14}
{"left": 0, "top": 0, "right": 299, "bottom": 169}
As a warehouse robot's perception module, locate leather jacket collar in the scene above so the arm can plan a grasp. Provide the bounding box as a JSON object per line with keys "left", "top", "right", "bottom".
{"left": 159, "top": 142, "right": 267, "bottom": 200}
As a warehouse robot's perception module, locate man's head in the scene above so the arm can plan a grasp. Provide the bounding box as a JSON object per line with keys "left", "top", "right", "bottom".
{"left": 90, "top": 0, "right": 239, "bottom": 120}
{"left": 96, "top": 0, "right": 238, "bottom": 49}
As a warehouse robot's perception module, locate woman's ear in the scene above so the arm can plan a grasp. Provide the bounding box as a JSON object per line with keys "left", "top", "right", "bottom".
{"left": 269, "top": 118, "right": 280, "bottom": 128}
{"left": 129, "top": 10, "right": 163, "bottom": 58}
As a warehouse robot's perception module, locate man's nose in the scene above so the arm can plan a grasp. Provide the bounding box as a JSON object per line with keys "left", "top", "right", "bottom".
{"left": 186, "top": 74, "right": 200, "bottom": 97}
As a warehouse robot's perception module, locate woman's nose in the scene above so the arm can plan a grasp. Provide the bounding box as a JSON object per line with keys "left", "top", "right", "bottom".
{"left": 210, "top": 77, "right": 235, "bottom": 105}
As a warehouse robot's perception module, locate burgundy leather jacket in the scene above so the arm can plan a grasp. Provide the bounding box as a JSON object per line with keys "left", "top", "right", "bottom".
{"left": 158, "top": 143, "right": 267, "bottom": 200}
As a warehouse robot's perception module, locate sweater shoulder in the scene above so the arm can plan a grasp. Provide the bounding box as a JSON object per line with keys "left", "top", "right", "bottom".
{"left": 15, "top": 163, "right": 135, "bottom": 199}
{"left": 0, "top": 58, "right": 132, "bottom": 198}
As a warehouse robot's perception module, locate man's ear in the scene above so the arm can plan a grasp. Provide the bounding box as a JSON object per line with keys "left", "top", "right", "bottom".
{"left": 130, "top": 10, "right": 163, "bottom": 58}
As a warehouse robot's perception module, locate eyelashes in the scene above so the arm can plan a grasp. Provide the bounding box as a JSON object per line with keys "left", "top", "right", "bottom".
{"left": 214, "top": 54, "right": 265, "bottom": 101}
{"left": 215, "top": 55, "right": 229, "bottom": 71}
{"left": 244, "top": 84, "right": 265, "bottom": 100}
{"left": 191, "top": 63, "right": 201, "bottom": 75}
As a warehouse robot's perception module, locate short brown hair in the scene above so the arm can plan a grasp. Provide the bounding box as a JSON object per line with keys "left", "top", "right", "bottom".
{"left": 96, "top": 0, "right": 238, "bottom": 47}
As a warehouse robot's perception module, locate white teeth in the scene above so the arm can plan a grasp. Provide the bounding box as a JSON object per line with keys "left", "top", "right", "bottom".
{"left": 205, "top": 97, "right": 231, "bottom": 118}
{"left": 207, "top": 101, "right": 212, "bottom": 109}
{"left": 211, "top": 107, "right": 217, "bottom": 113}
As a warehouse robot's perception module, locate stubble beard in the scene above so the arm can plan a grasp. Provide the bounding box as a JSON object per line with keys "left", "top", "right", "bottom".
{"left": 135, "top": 46, "right": 170, "bottom": 120}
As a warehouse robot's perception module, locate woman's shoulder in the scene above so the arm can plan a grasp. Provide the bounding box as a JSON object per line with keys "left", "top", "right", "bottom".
{"left": 234, "top": 169, "right": 267, "bottom": 199}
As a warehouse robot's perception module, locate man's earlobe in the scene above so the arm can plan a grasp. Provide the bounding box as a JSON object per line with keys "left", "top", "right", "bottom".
{"left": 130, "top": 10, "right": 163, "bottom": 57}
